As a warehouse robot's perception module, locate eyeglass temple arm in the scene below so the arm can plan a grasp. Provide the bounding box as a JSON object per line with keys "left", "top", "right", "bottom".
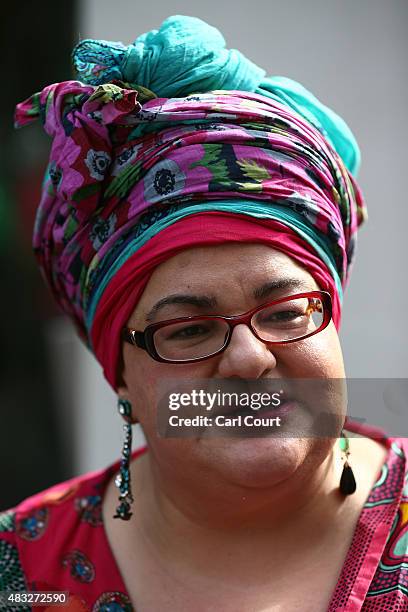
{"left": 122, "top": 328, "right": 147, "bottom": 349}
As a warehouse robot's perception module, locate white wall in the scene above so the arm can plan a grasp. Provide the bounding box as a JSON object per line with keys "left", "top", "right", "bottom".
{"left": 57, "top": 0, "right": 407, "bottom": 474}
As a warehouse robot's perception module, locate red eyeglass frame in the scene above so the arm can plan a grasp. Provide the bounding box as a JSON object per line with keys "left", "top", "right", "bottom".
{"left": 121, "top": 290, "right": 332, "bottom": 364}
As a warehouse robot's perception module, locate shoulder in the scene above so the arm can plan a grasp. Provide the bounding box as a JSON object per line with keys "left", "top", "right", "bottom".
{"left": 0, "top": 464, "right": 112, "bottom": 589}
{"left": 0, "top": 447, "right": 146, "bottom": 603}
{"left": 345, "top": 419, "right": 408, "bottom": 475}
{"left": 344, "top": 422, "right": 408, "bottom": 510}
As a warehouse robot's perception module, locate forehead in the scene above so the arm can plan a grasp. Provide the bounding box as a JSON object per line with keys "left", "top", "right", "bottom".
{"left": 138, "top": 243, "right": 317, "bottom": 303}
{"left": 166, "top": 242, "right": 306, "bottom": 270}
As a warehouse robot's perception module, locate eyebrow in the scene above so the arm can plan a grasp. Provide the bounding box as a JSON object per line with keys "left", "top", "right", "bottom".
{"left": 145, "top": 278, "right": 310, "bottom": 322}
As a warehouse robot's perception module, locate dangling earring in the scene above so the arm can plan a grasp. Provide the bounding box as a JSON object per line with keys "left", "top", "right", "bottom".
{"left": 113, "top": 398, "right": 134, "bottom": 520}
{"left": 339, "top": 429, "right": 356, "bottom": 495}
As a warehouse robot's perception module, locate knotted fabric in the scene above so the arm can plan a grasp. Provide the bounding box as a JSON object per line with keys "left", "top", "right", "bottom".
{"left": 72, "top": 15, "right": 361, "bottom": 175}
{"left": 15, "top": 16, "right": 366, "bottom": 389}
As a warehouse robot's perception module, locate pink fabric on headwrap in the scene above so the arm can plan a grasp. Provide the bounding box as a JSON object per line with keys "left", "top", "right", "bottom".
{"left": 91, "top": 212, "right": 340, "bottom": 389}
{"left": 15, "top": 83, "right": 364, "bottom": 353}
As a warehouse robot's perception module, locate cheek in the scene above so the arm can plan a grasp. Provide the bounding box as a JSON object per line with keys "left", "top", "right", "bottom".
{"left": 314, "top": 321, "right": 345, "bottom": 377}
{"left": 280, "top": 321, "right": 345, "bottom": 378}
{"left": 123, "top": 348, "right": 214, "bottom": 429}
{"left": 277, "top": 322, "right": 346, "bottom": 430}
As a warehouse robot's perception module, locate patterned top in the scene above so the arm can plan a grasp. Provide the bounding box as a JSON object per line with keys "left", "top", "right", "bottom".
{"left": 1, "top": 426, "right": 408, "bottom": 611}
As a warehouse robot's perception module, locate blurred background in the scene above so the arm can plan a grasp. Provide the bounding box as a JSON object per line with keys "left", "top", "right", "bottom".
{"left": 1, "top": 0, "right": 407, "bottom": 510}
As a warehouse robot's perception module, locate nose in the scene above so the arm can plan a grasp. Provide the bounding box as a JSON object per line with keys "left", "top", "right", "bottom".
{"left": 216, "top": 324, "right": 277, "bottom": 379}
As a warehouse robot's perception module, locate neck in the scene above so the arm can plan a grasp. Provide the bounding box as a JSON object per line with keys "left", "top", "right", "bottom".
{"left": 129, "top": 440, "right": 350, "bottom": 579}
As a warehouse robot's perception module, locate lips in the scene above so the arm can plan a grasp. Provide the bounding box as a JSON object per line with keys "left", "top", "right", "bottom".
{"left": 253, "top": 400, "right": 299, "bottom": 419}
{"left": 216, "top": 396, "right": 297, "bottom": 418}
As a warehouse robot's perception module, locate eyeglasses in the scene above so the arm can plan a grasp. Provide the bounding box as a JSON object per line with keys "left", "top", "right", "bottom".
{"left": 122, "top": 290, "right": 332, "bottom": 364}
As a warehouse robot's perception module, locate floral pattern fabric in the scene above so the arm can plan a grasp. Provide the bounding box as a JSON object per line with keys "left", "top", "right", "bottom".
{"left": 1, "top": 424, "right": 408, "bottom": 611}
{"left": 14, "top": 83, "right": 364, "bottom": 351}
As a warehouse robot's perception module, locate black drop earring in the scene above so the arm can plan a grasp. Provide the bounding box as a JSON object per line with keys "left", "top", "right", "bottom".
{"left": 113, "top": 398, "right": 134, "bottom": 520}
{"left": 339, "top": 429, "right": 356, "bottom": 495}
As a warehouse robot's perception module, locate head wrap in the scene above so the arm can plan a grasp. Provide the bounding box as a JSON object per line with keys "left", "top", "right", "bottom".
{"left": 15, "top": 15, "right": 365, "bottom": 389}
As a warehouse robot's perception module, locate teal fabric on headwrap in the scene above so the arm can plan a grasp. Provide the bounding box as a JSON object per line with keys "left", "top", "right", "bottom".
{"left": 85, "top": 199, "right": 343, "bottom": 333}
{"left": 257, "top": 78, "right": 360, "bottom": 176}
{"left": 72, "top": 16, "right": 265, "bottom": 102}
{"left": 72, "top": 14, "right": 360, "bottom": 175}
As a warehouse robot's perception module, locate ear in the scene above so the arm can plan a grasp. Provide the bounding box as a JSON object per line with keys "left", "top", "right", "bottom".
{"left": 116, "top": 366, "right": 129, "bottom": 398}
{"left": 115, "top": 345, "right": 129, "bottom": 395}
{"left": 115, "top": 342, "right": 140, "bottom": 424}
{"left": 115, "top": 355, "right": 136, "bottom": 421}
{"left": 116, "top": 390, "right": 139, "bottom": 424}
{"left": 116, "top": 383, "right": 129, "bottom": 399}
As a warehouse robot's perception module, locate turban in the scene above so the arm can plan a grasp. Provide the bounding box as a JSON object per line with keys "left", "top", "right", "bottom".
{"left": 15, "top": 15, "right": 365, "bottom": 389}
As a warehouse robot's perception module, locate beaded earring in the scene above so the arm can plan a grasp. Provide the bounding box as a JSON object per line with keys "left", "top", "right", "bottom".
{"left": 339, "top": 429, "right": 357, "bottom": 495}
{"left": 113, "top": 398, "right": 134, "bottom": 520}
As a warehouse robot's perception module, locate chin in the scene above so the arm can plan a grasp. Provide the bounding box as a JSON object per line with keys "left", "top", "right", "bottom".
{"left": 200, "top": 435, "right": 314, "bottom": 490}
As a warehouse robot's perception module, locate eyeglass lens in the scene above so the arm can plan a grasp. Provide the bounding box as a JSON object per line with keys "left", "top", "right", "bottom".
{"left": 152, "top": 296, "right": 325, "bottom": 362}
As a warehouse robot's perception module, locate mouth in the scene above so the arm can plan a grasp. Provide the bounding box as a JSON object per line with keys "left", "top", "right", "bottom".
{"left": 216, "top": 397, "right": 299, "bottom": 419}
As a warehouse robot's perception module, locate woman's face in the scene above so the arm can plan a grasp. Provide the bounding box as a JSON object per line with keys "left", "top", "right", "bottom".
{"left": 119, "top": 243, "right": 345, "bottom": 492}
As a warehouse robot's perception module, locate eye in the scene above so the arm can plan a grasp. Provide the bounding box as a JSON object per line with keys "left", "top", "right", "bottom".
{"left": 260, "top": 308, "right": 306, "bottom": 325}
{"left": 267, "top": 310, "right": 304, "bottom": 322}
{"left": 166, "top": 323, "right": 212, "bottom": 341}
{"left": 254, "top": 301, "right": 312, "bottom": 333}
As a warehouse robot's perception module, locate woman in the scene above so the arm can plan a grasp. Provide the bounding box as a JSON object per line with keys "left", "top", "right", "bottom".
{"left": 1, "top": 15, "right": 407, "bottom": 612}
